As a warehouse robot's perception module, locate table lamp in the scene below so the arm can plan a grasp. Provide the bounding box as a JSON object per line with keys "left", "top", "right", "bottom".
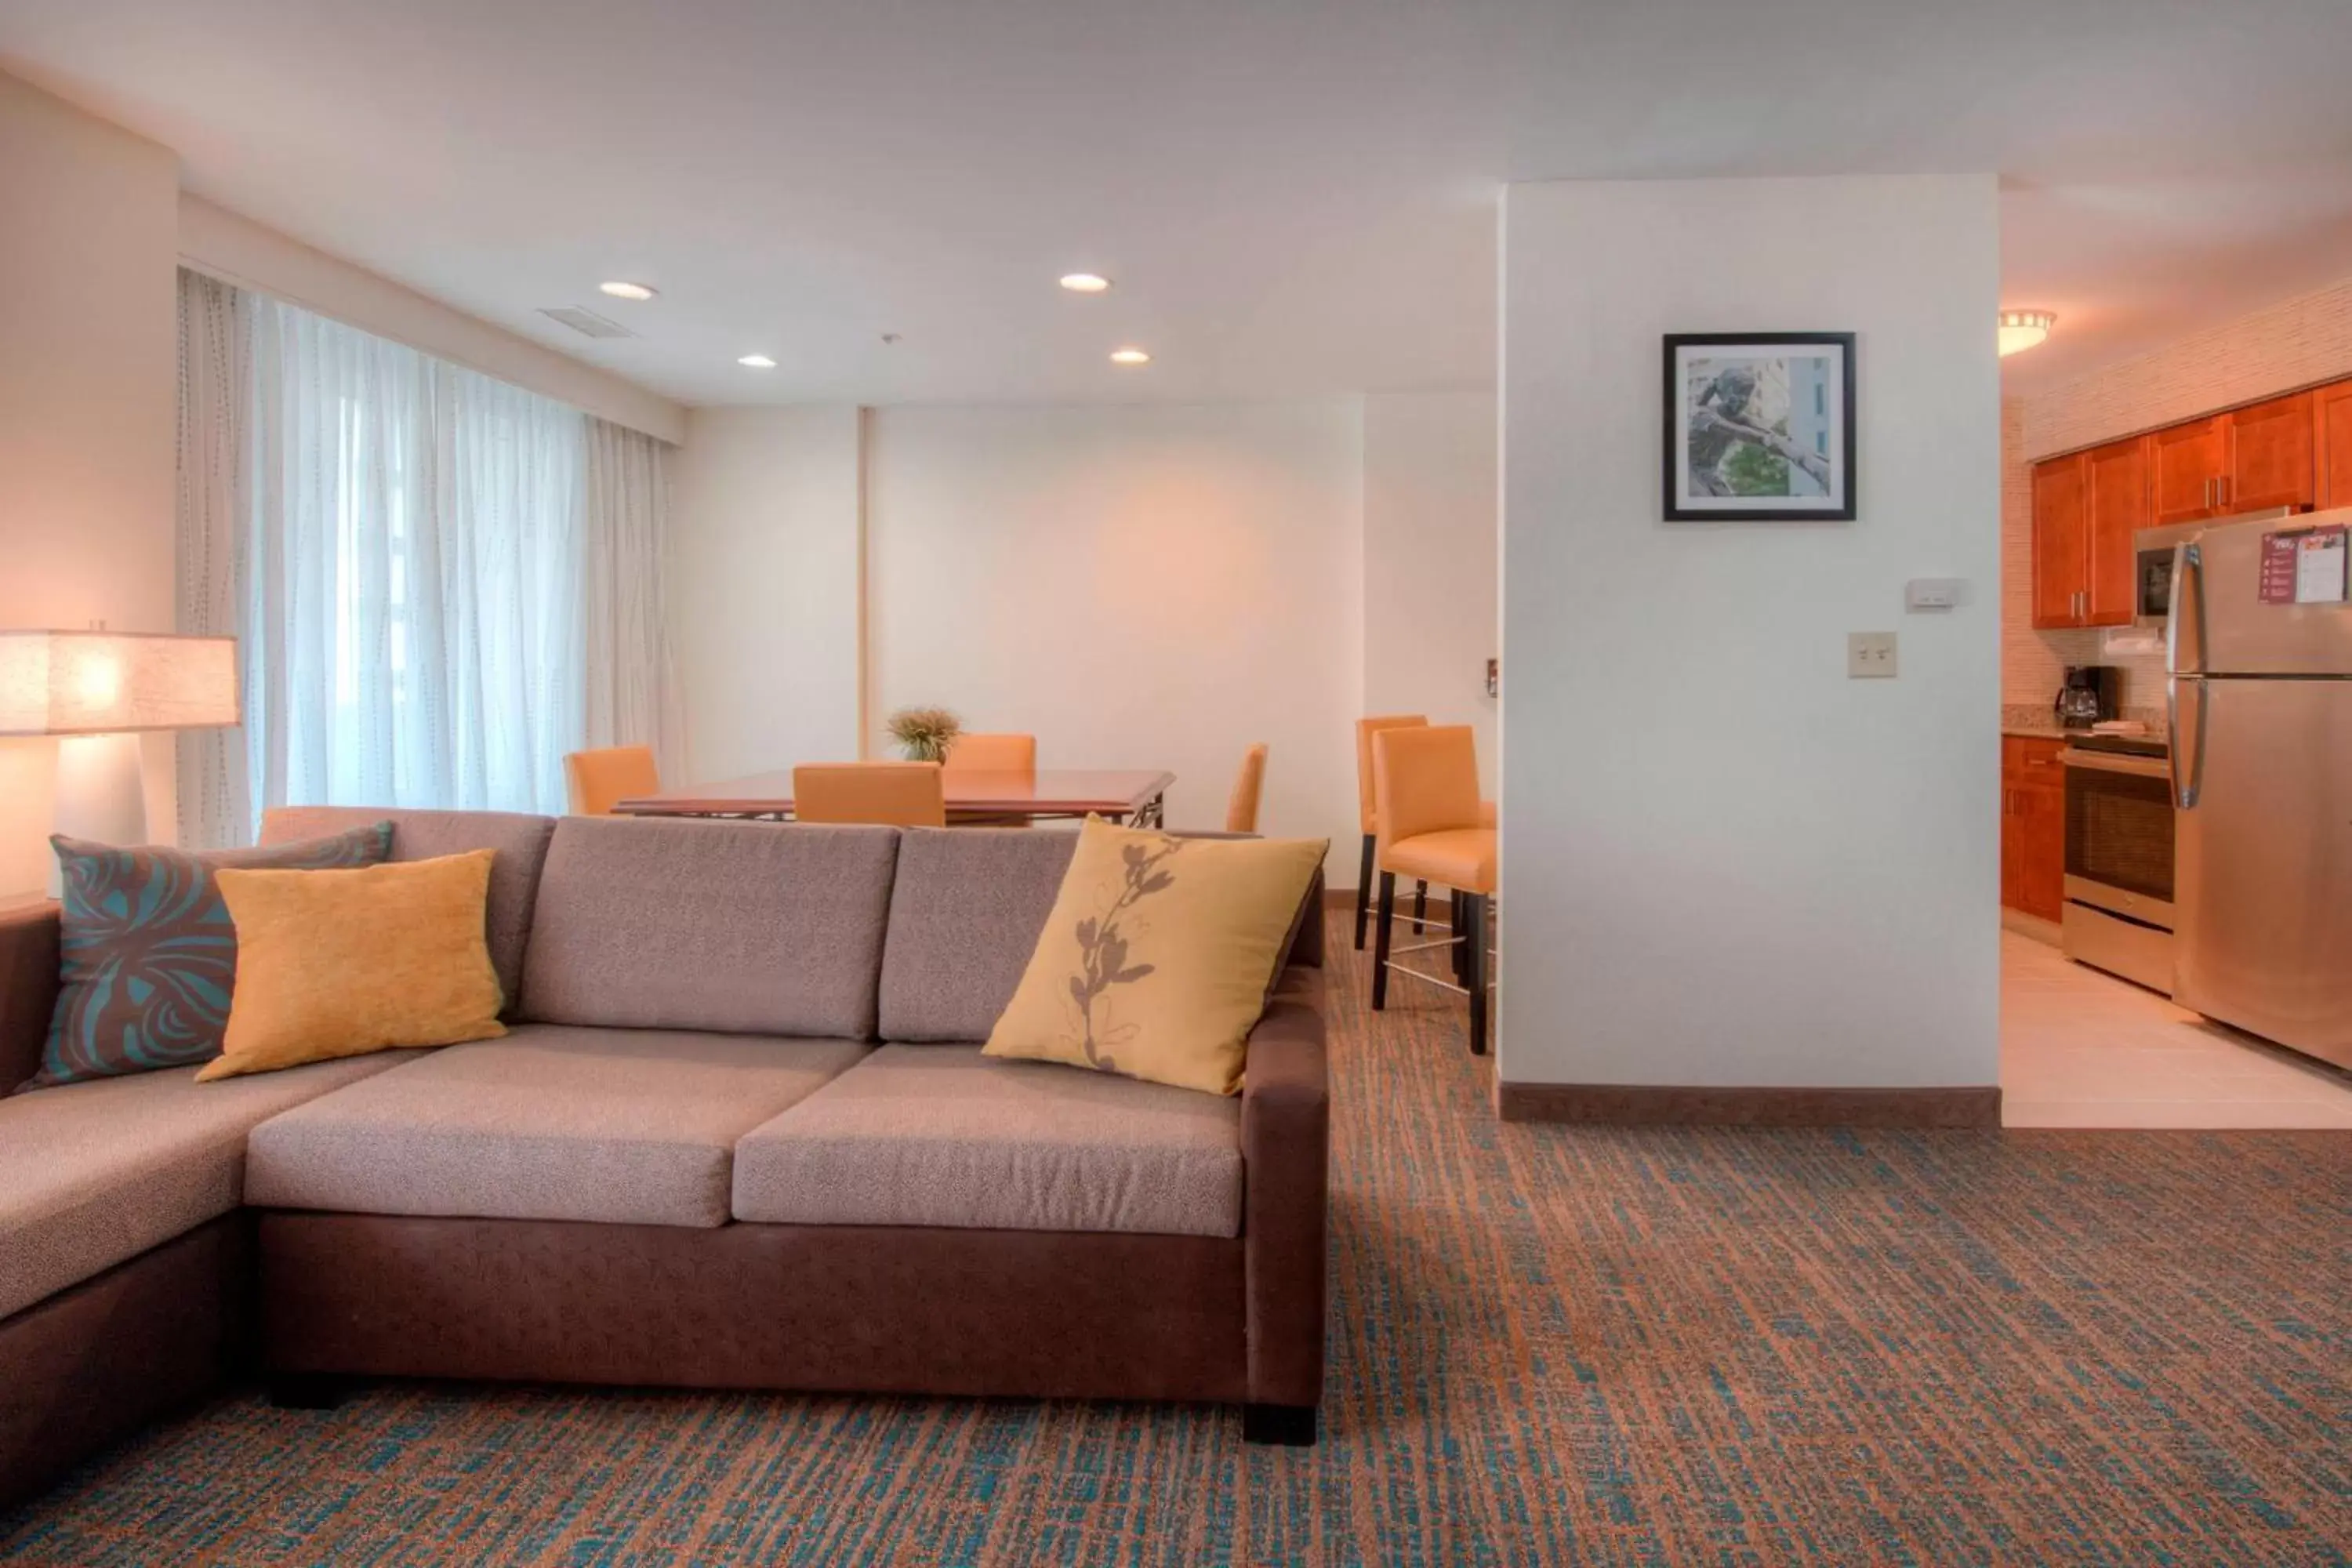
{"left": 0, "top": 630, "right": 241, "bottom": 890}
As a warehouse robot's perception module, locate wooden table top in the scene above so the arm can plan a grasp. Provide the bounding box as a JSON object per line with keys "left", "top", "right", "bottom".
{"left": 612, "top": 768, "right": 1176, "bottom": 818}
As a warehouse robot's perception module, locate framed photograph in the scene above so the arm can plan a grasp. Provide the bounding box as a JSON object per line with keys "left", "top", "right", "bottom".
{"left": 1664, "top": 332, "right": 1856, "bottom": 521}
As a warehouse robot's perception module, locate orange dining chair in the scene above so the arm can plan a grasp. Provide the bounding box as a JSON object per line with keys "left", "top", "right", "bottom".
{"left": 1370, "top": 724, "right": 1496, "bottom": 1054}
{"left": 792, "top": 762, "right": 948, "bottom": 828}
{"left": 942, "top": 732, "right": 1036, "bottom": 775}
{"left": 942, "top": 732, "right": 1037, "bottom": 824}
{"left": 564, "top": 745, "right": 661, "bottom": 816}
{"left": 1225, "top": 744, "right": 1269, "bottom": 833}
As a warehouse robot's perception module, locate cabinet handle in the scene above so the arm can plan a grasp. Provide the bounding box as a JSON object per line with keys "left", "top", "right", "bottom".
{"left": 2216, "top": 474, "right": 2227, "bottom": 509}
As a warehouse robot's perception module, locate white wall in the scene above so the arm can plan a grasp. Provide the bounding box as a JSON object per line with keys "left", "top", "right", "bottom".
{"left": 669, "top": 406, "right": 865, "bottom": 782}
{"left": 1363, "top": 390, "right": 1498, "bottom": 793}
{"left": 0, "top": 73, "right": 182, "bottom": 896}
{"left": 1498, "top": 174, "right": 2001, "bottom": 1090}
{"left": 866, "top": 401, "right": 1366, "bottom": 853}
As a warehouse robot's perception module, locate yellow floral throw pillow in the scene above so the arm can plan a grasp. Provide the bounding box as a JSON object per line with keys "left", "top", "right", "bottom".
{"left": 984, "top": 819, "right": 1327, "bottom": 1094}
{"left": 198, "top": 850, "right": 506, "bottom": 1082}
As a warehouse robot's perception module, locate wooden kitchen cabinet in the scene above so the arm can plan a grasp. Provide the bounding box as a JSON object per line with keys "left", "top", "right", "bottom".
{"left": 2223, "top": 390, "right": 2316, "bottom": 513}
{"left": 2082, "top": 436, "right": 2149, "bottom": 626}
{"left": 2031, "top": 452, "right": 2089, "bottom": 629}
{"left": 2032, "top": 437, "right": 2143, "bottom": 629}
{"left": 2149, "top": 416, "right": 2227, "bottom": 526}
{"left": 2318, "top": 379, "right": 2352, "bottom": 510}
{"left": 2002, "top": 736, "right": 2066, "bottom": 923}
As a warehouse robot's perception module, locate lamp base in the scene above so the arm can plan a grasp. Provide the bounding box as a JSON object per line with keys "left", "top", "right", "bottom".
{"left": 49, "top": 732, "right": 149, "bottom": 896}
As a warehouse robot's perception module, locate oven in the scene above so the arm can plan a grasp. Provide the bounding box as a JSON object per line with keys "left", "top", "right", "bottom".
{"left": 2060, "top": 744, "right": 2176, "bottom": 993}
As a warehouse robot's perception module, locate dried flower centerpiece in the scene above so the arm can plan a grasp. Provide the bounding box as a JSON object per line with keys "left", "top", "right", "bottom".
{"left": 886, "top": 706, "right": 962, "bottom": 763}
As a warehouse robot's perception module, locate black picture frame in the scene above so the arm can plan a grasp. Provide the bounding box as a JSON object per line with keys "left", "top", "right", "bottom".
{"left": 1663, "top": 332, "right": 1857, "bottom": 522}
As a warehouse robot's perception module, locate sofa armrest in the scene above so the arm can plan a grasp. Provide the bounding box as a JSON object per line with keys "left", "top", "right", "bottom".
{"left": 1241, "top": 966, "right": 1329, "bottom": 1410}
{"left": 0, "top": 901, "right": 60, "bottom": 1094}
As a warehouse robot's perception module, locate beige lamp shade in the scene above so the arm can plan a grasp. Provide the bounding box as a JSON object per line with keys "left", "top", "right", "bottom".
{"left": 0, "top": 630, "right": 240, "bottom": 737}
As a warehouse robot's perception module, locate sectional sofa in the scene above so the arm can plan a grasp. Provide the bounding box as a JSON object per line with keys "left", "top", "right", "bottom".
{"left": 0, "top": 809, "right": 1330, "bottom": 1512}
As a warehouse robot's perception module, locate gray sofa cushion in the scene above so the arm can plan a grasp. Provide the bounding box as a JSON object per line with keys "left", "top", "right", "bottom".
{"left": 0, "top": 1053, "right": 423, "bottom": 1320}
{"left": 245, "top": 1025, "right": 869, "bottom": 1228}
{"left": 877, "top": 828, "right": 1080, "bottom": 1042}
{"left": 520, "top": 818, "right": 898, "bottom": 1040}
{"left": 261, "top": 807, "right": 557, "bottom": 1015}
{"left": 731, "top": 1044, "right": 1243, "bottom": 1238}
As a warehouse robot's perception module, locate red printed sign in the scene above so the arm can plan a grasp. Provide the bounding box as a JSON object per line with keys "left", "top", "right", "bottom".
{"left": 2263, "top": 525, "right": 2350, "bottom": 605}
{"left": 2260, "top": 531, "right": 2301, "bottom": 604}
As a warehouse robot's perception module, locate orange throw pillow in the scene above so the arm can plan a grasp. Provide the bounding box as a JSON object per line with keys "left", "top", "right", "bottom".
{"left": 199, "top": 851, "right": 506, "bottom": 1082}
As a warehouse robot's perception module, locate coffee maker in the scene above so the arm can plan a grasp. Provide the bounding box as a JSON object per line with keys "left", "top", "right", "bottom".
{"left": 2054, "top": 665, "right": 2122, "bottom": 730}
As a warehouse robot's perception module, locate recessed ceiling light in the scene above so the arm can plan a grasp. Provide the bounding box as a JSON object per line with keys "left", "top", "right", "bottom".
{"left": 738, "top": 354, "right": 778, "bottom": 369}
{"left": 1060, "top": 273, "right": 1112, "bottom": 294}
{"left": 1109, "top": 347, "right": 1151, "bottom": 366}
{"left": 598, "top": 281, "right": 657, "bottom": 302}
{"left": 1998, "top": 309, "right": 2056, "bottom": 357}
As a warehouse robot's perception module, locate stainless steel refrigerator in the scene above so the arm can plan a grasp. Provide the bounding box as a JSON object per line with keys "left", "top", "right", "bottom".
{"left": 2168, "top": 507, "right": 2352, "bottom": 1069}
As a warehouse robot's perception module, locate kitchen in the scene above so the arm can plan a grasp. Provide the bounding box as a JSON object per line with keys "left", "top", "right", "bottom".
{"left": 1999, "top": 310, "right": 2352, "bottom": 1127}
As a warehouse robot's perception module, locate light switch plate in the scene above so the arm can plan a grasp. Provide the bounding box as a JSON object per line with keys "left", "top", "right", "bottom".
{"left": 1847, "top": 631, "right": 1898, "bottom": 678}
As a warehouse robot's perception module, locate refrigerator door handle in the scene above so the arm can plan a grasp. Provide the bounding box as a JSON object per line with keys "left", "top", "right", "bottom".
{"left": 2165, "top": 541, "right": 2205, "bottom": 676}
{"left": 2172, "top": 677, "right": 2207, "bottom": 809}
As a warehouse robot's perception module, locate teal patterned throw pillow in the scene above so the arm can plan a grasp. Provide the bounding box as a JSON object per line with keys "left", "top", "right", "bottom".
{"left": 30, "top": 822, "right": 394, "bottom": 1088}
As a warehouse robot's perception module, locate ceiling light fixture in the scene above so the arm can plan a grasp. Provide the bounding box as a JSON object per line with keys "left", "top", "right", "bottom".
{"left": 1109, "top": 347, "right": 1151, "bottom": 366}
{"left": 1059, "top": 273, "right": 1112, "bottom": 294}
{"left": 1998, "top": 310, "right": 2056, "bottom": 357}
{"left": 737, "top": 354, "right": 778, "bottom": 368}
{"left": 598, "top": 281, "right": 658, "bottom": 302}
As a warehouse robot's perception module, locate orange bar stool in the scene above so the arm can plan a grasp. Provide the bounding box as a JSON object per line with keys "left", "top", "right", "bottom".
{"left": 1353, "top": 717, "right": 1496, "bottom": 949}
{"left": 1225, "top": 743, "right": 1269, "bottom": 833}
{"left": 1370, "top": 724, "right": 1496, "bottom": 1054}
{"left": 1353, "top": 716, "right": 1429, "bottom": 949}
{"left": 793, "top": 762, "right": 948, "bottom": 827}
{"left": 564, "top": 745, "right": 660, "bottom": 816}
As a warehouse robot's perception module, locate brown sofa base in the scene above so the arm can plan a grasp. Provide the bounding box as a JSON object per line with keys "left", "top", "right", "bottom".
{"left": 260, "top": 1211, "right": 1253, "bottom": 1405}
{"left": 0, "top": 1213, "right": 251, "bottom": 1514}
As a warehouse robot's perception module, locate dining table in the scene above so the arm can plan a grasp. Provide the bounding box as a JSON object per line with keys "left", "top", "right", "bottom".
{"left": 610, "top": 768, "right": 1174, "bottom": 827}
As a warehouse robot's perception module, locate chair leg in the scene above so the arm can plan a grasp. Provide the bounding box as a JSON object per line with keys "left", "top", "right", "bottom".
{"left": 1465, "top": 893, "right": 1489, "bottom": 1054}
{"left": 1370, "top": 872, "right": 1396, "bottom": 1010}
{"left": 1450, "top": 890, "right": 1467, "bottom": 982}
{"left": 1353, "top": 834, "right": 1375, "bottom": 950}
{"left": 1411, "top": 880, "right": 1427, "bottom": 934}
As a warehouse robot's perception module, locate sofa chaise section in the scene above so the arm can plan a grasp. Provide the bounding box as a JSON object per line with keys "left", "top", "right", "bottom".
{"left": 0, "top": 809, "right": 564, "bottom": 1511}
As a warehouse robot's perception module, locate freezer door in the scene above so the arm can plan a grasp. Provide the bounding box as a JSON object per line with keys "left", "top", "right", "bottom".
{"left": 2175, "top": 511, "right": 2352, "bottom": 676}
{"left": 2172, "top": 676, "right": 2352, "bottom": 1068}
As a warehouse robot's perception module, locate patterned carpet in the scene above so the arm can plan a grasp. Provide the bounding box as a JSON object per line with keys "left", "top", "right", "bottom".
{"left": 5, "top": 910, "right": 2348, "bottom": 1566}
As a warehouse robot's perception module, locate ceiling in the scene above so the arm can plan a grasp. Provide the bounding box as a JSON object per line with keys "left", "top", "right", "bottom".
{"left": 4, "top": 0, "right": 2350, "bottom": 407}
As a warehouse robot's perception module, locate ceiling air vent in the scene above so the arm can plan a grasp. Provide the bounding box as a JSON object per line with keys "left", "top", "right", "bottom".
{"left": 538, "top": 306, "right": 636, "bottom": 340}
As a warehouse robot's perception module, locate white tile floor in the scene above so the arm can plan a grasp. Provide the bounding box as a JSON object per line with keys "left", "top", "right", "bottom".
{"left": 2001, "top": 928, "right": 2352, "bottom": 1128}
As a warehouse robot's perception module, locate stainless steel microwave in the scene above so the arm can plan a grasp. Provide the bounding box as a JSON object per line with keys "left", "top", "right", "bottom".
{"left": 2133, "top": 511, "right": 2294, "bottom": 627}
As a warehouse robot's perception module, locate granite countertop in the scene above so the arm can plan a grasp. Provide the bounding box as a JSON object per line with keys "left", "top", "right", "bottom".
{"left": 2000, "top": 704, "right": 2168, "bottom": 746}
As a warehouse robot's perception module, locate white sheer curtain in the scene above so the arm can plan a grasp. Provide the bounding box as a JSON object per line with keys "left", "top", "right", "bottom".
{"left": 175, "top": 270, "right": 252, "bottom": 849}
{"left": 243, "top": 299, "right": 587, "bottom": 818}
{"left": 584, "top": 418, "right": 682, "bottom": 775}
{"left": 174, "top": 277, "right": 677, "bottom": 837}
